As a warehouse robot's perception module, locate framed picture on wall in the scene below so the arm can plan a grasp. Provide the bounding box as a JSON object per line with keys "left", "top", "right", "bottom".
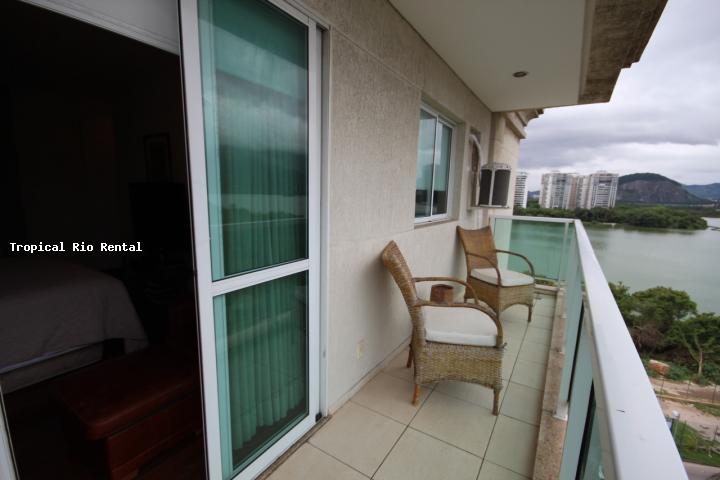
{"left": 144, "top": 133, "right": 172, "bottom": 182}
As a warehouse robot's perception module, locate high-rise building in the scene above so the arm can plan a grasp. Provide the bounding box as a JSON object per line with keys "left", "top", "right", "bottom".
{"left": 540, "top": 172, "right": 578, "bottom": 209}
{"left": 540, "top": 171, "right": 619, "bottom": 210}
{"left": 586, "top": 171, "right": 619, "bottom": 208}
{"left": 514, "top": 171, "right": 528, "bottom": 208}
{"left": 574, "top": 175, "right": 591, "bottom": 209}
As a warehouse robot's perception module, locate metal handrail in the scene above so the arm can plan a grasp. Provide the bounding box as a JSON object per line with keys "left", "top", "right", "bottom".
{"left": 492, "top": 214, "right": 575, "bottom": 224}
{"left": 573, "top": 220, "right": 687, "bottom": 479}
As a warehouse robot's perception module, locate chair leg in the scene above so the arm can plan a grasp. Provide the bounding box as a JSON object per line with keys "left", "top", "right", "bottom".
{"left": 412, "top": 384, "right": 421, "bottom": 406}
{"left": 406, "top": 346, "right": 413, "bottom": 368}
{"left": 492, "top": 388, "right": 501, "bottom": 416}
{"left": 527, "top": 304, "right": 533, "bottom": 323}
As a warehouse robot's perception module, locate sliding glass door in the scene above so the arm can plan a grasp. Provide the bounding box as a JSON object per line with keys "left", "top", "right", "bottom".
{"left": 179, "top": 0, "right": 321, "bottom": 478}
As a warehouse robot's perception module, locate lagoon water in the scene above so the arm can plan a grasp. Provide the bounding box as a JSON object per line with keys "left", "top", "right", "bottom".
{"left": 584, "top": 218, "right": 720, "bottom": 314}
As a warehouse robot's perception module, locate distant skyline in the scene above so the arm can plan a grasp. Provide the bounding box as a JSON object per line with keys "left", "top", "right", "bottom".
{"left": 519, "top": 0, "right": 720, "bottom": 192}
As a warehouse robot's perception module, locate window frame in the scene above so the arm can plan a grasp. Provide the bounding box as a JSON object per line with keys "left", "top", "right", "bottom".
{"left": 414, "top": 104, "right": 456, "bottom": 225}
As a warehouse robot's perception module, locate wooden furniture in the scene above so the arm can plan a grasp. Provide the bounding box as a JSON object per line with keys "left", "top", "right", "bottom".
{"left": 457, "top": 226, "right": 536, "bottom": 322}
{"left": 52, "top": 347, "right": 202, "bottom": 480}
{"left": 381, "top": 241, "right": 505, "bottom": 415}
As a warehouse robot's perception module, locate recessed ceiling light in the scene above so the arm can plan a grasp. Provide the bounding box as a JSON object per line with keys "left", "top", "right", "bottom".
{"left": 513, "top": 71, "right": 528, "bottom": 78}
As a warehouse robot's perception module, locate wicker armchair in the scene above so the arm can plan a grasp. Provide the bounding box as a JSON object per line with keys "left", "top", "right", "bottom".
{"left": 381, "top": 241, "right": 505, "bottom": 415}
{"left": 457, "top": 226, "right": 536, "bottom": 322}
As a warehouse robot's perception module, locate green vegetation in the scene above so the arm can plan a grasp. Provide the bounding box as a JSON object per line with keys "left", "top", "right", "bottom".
{"left": 611, "top": 282, "right": 720, "bottom": 383}
{"left": 669, "top": 313, "right": 720, "bottom": 377}
{"left": 694, "top": 403, "right": 720, "bottom": 418}
{"left": 619, "top": 172, "right": 680, "bottom": 186}
{"left": 671, "top": 421, "right": 720, "bottom": 467}
{"left": 676, "top": 205, "right": 720, "bottom": 218}
{"left": 514, "top": 204, "right": 708, "bottom": 229}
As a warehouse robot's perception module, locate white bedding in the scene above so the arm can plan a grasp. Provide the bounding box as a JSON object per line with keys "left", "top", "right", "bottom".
{"left": 0, "top": 257, "right": 147, "bottom": 374}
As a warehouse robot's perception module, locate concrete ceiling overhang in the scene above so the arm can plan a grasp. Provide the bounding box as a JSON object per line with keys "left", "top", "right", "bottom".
{"left": 389, "top": 0, "right": 667, "bottom": 112}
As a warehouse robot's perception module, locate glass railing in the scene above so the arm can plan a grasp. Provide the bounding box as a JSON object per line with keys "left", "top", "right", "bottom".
{"left": 492, "top": 215, "right": 687, "bottom": 480}
{"left": 493, "top": 216, "right": 575, "bottom": 283}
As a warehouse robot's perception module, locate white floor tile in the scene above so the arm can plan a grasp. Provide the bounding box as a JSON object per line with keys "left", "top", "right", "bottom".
{"left": 374, "top": 428, "right": 481, "bottom": 480}
{"left": 484, "top": 416, "right": 538, "bottom": 478}
{"left": 477, "top": 460, "right": 530, "bottom": 480}
{"left": 500, "top": 382, "right": 543, "bottom": 426}
{"left": 410, "top": 391, "right": 496, "bottom": 457}
{"left": 309, "top": 402, "right": 404, "bottom": 476}
{"left": 268, "top": 444, "right": 368, "bottom": 480}
{"left": 352, "top": 372, "right": 430, "bottom": 424}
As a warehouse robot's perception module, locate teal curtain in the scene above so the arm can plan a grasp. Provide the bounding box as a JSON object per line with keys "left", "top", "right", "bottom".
{"left": 202, "top": 0, "right": 308, "bottom": 280}
{"left": 215, "top": 274, "right": 308, "bottom": 473}
{"left": 197, "top": 0, "right": 310, "bottom": 477}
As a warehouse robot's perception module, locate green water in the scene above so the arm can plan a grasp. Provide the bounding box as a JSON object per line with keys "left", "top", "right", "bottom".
{"left": 497, "top": 218, "right": 720, "bottom": 314}
{"left": 584, "top": 218, "right": 720, "bottom": 314}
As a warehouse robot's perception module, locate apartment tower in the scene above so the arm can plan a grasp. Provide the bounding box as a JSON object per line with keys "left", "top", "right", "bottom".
{"left": 514, "top": 171, "right": 528, "bottom": 208}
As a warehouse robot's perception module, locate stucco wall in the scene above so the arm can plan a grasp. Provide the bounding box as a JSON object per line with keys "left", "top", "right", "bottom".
{"left": 303, "top": 0, "right": 518, "bottom": 409}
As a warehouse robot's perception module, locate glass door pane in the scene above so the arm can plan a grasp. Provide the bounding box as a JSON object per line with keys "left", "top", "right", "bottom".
{"left": 199, "top": 0, "right": 309, "bottom": 280}
{"left": 214, "top": 272, "right": 308, "bottom": 474}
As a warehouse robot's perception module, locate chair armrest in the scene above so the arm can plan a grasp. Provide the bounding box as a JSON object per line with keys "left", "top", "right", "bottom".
{"left": 464, "top": 253, "right": 504, "bottom": 287}
{"left": 416, "top": 300, "right": 504, "bottom": 347}
{"left": 493, "top": 250, "right": 536, "bottom": 278}
{"left": 413, "top": 276, "right": 481, "bottom": 305}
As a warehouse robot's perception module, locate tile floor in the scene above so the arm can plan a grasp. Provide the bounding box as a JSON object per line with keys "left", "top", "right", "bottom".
{"left": 268, "top": 294, "right": 556, "bottom": 480}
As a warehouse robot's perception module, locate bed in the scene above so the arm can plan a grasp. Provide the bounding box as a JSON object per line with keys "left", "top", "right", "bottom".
{"left": 0, "top": 257, "right": 147, "bottom": 393}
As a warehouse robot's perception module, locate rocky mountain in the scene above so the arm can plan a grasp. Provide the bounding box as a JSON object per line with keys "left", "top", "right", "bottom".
{"left": 617, "top": 173, "right": 709, "bottom": 205}
{"left": 684, "top": 183, "right": 720, "bottom": 201}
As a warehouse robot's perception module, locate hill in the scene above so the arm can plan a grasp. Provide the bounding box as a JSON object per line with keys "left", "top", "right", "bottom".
{"left": 617, "top": 173, "right": 708, "bottom": 205}
{"left": 684, "top": 183, "right": 720, "bottom": 201}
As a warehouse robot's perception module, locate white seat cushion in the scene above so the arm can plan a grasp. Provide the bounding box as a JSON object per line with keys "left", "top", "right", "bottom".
{"left": 423, "top": 306, "right": 497, "bottom": 347}
{"left": 470, "top": 268, "right": 534, "bottom": 287}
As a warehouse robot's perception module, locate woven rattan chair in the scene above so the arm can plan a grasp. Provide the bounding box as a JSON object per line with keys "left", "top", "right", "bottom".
{"left": 381, "top": 241, "right": 505, "bottom": 415}
{"left": 457, "top": 226, "right": 536, "bottom": 322}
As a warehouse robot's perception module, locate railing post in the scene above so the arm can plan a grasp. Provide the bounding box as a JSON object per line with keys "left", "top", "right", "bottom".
{"left": 558, "top": 221, "right": 569, "bottom": 284}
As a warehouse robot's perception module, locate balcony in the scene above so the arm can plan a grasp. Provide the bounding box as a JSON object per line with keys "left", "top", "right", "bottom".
{"left": 263, "top": 216, "right": 686, "bottom": 480}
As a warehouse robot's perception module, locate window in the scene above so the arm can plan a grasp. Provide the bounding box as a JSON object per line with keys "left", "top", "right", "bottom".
{"left": 415, "top": 106, "right": 454, "bottom": 222}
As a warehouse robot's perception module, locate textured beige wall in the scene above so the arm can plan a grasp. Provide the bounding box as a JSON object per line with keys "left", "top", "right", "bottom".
{"left": 303, "top": 0, "right": 520, "bottom": 408}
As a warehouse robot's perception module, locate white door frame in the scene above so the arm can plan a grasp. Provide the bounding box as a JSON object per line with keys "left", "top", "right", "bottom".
{"left": 0, "top": 385, "right": 17, "bottom": 480}
{"left": 178, "top": 0, "right": 324, "bottom": 478}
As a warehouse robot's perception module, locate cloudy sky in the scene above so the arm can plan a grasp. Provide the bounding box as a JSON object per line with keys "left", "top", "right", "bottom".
{"left": 519, "top": 0, "right": 720, "bottom": 191}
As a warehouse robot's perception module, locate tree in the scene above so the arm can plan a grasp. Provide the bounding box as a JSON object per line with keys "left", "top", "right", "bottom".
{"left": 668, "top": 313, "right": 720, "bottom": 376}
{"left": 631, "top": 287, "right": 696, "bottom": 334}
{"left": 609, "top": 283, "right": 696, "bottom": 352}
{"left": 513, "top": 204, "right": 707, "bottom": 230}
{"left": 609, "top": 282, "right": 634, "bottom": 320}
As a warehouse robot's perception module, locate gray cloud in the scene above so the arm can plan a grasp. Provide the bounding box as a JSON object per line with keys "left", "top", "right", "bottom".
{"left": 520, "top": 0, "right": 720, "bottom": 190}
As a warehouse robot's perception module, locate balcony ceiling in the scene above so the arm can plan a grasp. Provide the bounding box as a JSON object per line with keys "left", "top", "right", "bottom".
{"left": 389, "top": 0, "right": 666, "bottom": 112}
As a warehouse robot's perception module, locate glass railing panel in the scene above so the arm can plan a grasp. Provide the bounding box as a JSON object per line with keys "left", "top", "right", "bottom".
{"left": 577, "top": 400, "right": 604, "bottom": 480}
{"left": 492, "top": 216, "right": 573, "bottom": 283}
{"left": 558, "top": 237, "right": 584, "bottom": 406}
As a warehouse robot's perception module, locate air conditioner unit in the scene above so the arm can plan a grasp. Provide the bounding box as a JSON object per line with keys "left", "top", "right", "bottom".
{"left": 469, "top": 133, "right": 511, "bottom": 208}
